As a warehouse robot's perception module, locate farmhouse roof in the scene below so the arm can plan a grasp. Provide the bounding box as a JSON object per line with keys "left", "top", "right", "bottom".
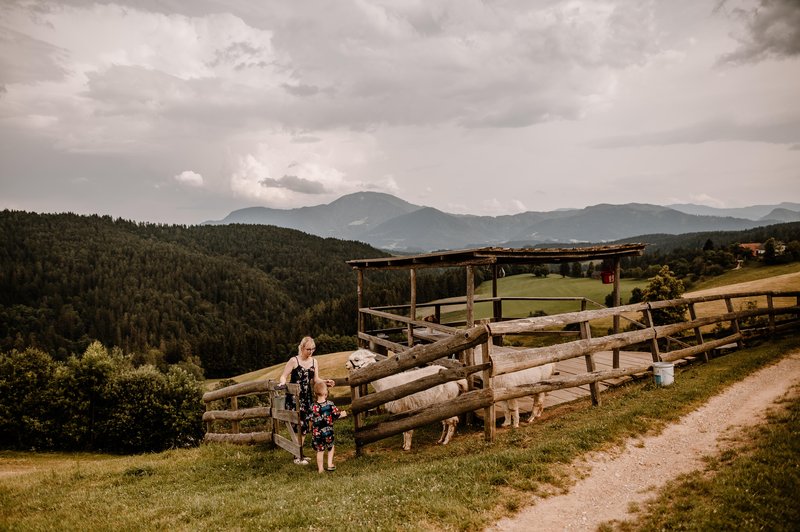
{"left": 347, "top": 243, "right": 647, "bottom": 270}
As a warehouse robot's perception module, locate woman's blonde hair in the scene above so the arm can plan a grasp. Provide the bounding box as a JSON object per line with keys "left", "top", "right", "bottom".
{"left": 297, "top": 336, "right": 315, "bottom": 356}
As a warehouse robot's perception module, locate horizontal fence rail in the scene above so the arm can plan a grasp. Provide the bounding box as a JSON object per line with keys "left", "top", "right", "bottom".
{"left": 350, "top": 290, "right": 800, "bottom": 450}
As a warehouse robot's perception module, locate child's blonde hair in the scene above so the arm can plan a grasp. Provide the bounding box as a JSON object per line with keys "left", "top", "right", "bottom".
{"left": 314, "top": 380, "right": 328, "bottom": 399}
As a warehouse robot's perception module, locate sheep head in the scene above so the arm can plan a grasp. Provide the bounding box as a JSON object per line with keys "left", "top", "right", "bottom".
{"left": 346, "top": 349, "right": 378, "bottom": 371}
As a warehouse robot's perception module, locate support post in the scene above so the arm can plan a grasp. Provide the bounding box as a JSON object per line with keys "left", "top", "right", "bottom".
{"left": 767, "top": 295, "right": 775, "bottom": 333}
{"left": 580, "top": 320, "right": 601, "bottom": 406}
{"left": 492, "top": 263, "right": 503, "bottom": 346}
{"left": 352, "top": 385, "right": 363, "bottom": 457}
{"left": 644, "top": 307, "right": 661, "bottom": 362}
{"left": 482, "top": 338, "right": 496, "bottom": 442}
{"left": 463, "top": 265, "right": 475, "bottom": 366}
{"left": 408, "top": 268, "right": 417, "bottom": 347}
{"left": 725, "top": 297, "right": 744, "bottom": 348}
{"left": 688, "top": 303, "right": 708, "bottom": 362}
{"left": 230, "top": 396, "right": 240, "bottom": 434}
{"left": 612, "top": 257, "right": 621, "bottom": 368}
{"left": 357, "top": 269, "right": 365, "bottom": 348}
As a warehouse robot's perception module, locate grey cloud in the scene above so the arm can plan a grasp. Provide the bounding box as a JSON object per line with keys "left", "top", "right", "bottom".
{"left": 281, "top": 82, "right": 320, "bottom": 97}
{"left": 593, "top": 117, "right": 800, "bottom": 148}
{"left": 0, "top": 26, "right": 67, "bottom": 84}
{"left": 718, "top": 0, "right": 800, "bottom": 64}
{"left": 259, "top": 174, "right": 327, "bottom": 194}
{"left": 291, "top": 136, "right": 321, "bottom": 143}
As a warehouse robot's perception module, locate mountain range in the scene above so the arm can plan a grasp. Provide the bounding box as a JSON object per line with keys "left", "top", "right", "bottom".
{"left": 204, "top": 192, "right": 800, "bottom": 252}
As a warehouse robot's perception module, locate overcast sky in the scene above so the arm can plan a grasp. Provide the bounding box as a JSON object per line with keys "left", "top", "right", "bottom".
{"left": 1, "top": 0, "right": 799, "bottom": 224}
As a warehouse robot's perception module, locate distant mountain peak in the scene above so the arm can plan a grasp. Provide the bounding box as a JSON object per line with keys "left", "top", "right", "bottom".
{"left": 206, "top": 192, "right": 793, "bottom": 252}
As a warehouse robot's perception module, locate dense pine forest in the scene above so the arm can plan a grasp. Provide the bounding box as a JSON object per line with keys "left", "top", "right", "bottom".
{"left": 0, "top": 211, "right": 467, "bottom": 377}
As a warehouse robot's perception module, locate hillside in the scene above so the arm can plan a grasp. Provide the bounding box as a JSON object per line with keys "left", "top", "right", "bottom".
{"left": 0, "top": 211, "right": 390, "bottom": 376}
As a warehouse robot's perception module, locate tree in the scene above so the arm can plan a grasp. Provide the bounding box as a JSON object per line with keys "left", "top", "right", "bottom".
{"left": 641, "top": 266, "right": 686, "bottom": 325}
{"left": 763, "top": 238, "right": 778, "bottom": 265}
{"left": 570, "top": 262, "right": 582, "bottom": 278}
{"left": 703, "top": 238, "right": 714, "bottom": 251}
{"left": 559, "top": 263, "right": 570, "bottom": 278}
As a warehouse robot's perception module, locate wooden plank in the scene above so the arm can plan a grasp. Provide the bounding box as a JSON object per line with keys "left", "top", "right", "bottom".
{"left": 204, "top": 431, "right": 271, "bottom": 445}
{"left": 273, "top": 433, "right": 301, "bottom": 457}
{"left": 271, "top": 408, "right": 300, "bottom": 424}
{"left": 203, "top": 406, "right": 270, "bottom": 422}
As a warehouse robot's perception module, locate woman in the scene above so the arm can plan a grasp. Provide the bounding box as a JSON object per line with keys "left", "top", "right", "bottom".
{"left": 278, "top": 336, "right": 335, "bottom": 465}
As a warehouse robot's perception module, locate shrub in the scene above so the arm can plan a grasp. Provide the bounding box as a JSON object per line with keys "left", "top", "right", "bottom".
{"left": 0, "top": 342, "right": 204, "bottom": 454}
{"left": 641, "top": 266, "right": 686, "bottom": 325}
{"left": 0, "top": 348, "right": 59, "bottom": 449}
{"left": 96, "top": 365, "right": 204, "bottom": 454}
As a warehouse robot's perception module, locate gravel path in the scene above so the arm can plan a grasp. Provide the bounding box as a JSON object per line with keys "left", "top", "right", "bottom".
{"left": 487, "top": 350, "right": 800, "bottom": 532}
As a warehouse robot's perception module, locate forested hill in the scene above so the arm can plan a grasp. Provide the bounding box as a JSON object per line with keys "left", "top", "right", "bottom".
{"left": 0, "top": 210, "right": 401, "bottom": 377}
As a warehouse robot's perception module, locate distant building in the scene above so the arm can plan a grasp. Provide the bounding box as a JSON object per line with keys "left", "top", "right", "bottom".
{"left": 740, "top": 243, "right": 764, "bottom": 257}
{"left": 740, "top": 241, "right": 786, "bottom": 257}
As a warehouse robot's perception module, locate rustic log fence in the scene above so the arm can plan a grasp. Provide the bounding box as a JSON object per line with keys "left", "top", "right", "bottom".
{"left": 202, "top": 380, "right": 307, "bottom": 460}
{"left": 347, "top": 290, "right": 800, "bottom": 452}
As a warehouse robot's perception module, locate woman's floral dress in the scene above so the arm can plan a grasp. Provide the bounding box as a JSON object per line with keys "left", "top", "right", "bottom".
{"left": 284, "top": 357, "right": 315, "bottom": 434}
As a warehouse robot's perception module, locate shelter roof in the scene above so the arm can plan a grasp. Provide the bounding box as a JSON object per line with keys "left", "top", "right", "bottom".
{"left": 347, "top": 243, "right": 647, "bottom": 270}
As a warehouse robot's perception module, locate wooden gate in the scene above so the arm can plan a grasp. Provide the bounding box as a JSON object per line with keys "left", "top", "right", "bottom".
{"left": 202, "top": 380, "right": 306, "bottom": 460}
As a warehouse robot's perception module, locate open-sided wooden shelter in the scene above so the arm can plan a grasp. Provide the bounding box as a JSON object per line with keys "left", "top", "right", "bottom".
{"left": 347, "top": 243, "right": 647, "bottom": 366}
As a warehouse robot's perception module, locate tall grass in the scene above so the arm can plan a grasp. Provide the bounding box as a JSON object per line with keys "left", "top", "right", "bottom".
{"left": 3, "top": 335, "right": 799, "bottom": 531}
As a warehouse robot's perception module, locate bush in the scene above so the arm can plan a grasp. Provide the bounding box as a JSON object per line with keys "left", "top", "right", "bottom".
{"left": 96, "top": 365, "right": 204, "bottom": 454}
{"left": 641, "top": 266, "right": 686, "bottom": 325}
{"left": 0, "top": 348, "right": 59, "bottom": 449}
{"left": 0, "top": 342, "right": 204, "bottom": 454}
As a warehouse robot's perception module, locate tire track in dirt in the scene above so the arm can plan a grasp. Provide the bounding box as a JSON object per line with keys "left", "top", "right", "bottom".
{"left": 487, "top": 350, "right": 800, "bottom": 532}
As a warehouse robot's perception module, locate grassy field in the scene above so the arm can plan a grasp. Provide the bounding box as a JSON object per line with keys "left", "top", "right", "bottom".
{"left": 2, "top": 334, "right": 799, "bottom": 531}
{"left": 435, "top": 274, "right": 648, "bottom": 323}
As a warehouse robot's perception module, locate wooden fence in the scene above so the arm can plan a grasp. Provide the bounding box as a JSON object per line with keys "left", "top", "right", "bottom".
{"left": 347, "top": 290, "right": 800, "bottom": 452}
{"left": 202, "top": 380, "right": 306, "bottom": 460}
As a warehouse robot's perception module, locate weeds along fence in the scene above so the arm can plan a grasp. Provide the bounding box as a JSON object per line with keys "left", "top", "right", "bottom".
{"left": 202, "top": 380, "right": 306, "bottom": 460}
{"left": 347, "top": 290, "right": 800, "bottom": 451}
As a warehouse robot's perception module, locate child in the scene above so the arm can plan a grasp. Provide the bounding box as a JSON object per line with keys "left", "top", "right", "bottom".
{"left": 308, "top": 380, "right": 347, "bottom": 473}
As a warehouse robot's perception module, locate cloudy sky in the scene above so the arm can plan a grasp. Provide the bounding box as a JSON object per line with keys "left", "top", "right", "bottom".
{"left": 1, "top": 0, "right": 799, "bottom": 224}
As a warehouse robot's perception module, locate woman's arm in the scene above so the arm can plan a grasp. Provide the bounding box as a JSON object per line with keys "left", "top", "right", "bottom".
{"left": 278, "top": 358, "right": 296, "bottom": 385}
{"left": 313, "top": 359, "right": 335, "bottom": 387}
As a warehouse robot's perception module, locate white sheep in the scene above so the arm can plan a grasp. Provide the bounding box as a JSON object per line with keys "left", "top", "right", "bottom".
{"left": 346, "top": 349, "right": 468, "bottom": 451}
{"left": 473, "top": 344, "right": 555, "bottom": 428}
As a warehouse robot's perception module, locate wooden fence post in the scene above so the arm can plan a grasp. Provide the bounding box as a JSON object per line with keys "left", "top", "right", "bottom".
{"left": 688, "top": 302, "right": 708, "bottom": 362}
{"left": 643, "top": 307, "right": 661, "bottom": 362}
{"left": 767, "top": 295, "right": 775, "bottom": 333}
{"left": 357, "top": 269, "right": 365, "bottom": 348}
{"left": 580, "top": 320, "right": 601, "bottom": 406}
{"left": 725, "top": 297, "right": 744, "bottom": 348}
{"left": 483, "top": 338, "right": 496, "bottom": 443}
{"left": 230, "top": 396, "right": 240, "bottom": 434}
{"left": 612, "top": 258, "right": 621, "bottom": 368}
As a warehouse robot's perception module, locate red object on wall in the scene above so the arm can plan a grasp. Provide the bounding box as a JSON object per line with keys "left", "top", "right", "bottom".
{"left": 601, "top": 271, "right": 615, "bottom": 284}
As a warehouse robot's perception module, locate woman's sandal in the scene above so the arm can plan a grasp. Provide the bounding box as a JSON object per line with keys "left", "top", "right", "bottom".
{"left": 325, "top": 466, "right": 336, "bottom": 471}
{"left": 293, "top": 457, "right": 309, "bottom": 465}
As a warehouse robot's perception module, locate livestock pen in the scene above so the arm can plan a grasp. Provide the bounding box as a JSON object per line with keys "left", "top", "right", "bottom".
{"left": 345, "top": 245, "right": 800, "bottom": 454}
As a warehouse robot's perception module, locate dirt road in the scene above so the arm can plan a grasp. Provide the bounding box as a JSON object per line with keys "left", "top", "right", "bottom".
{"left": 488, "top": 349, "right": 800, "bottom": 531}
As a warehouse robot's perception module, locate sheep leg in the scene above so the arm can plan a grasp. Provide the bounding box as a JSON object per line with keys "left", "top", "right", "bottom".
{"left": 526, "top": 392, "right": 546, "bottom": 423}
{"left": 502, "top": 399, "right": 520, "bottom": 428}
{"left": 402, "top": 430, "right": 414, "bottom": 451}
{"left": 437, "top": 417, "right": 458, "bottom": 445}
